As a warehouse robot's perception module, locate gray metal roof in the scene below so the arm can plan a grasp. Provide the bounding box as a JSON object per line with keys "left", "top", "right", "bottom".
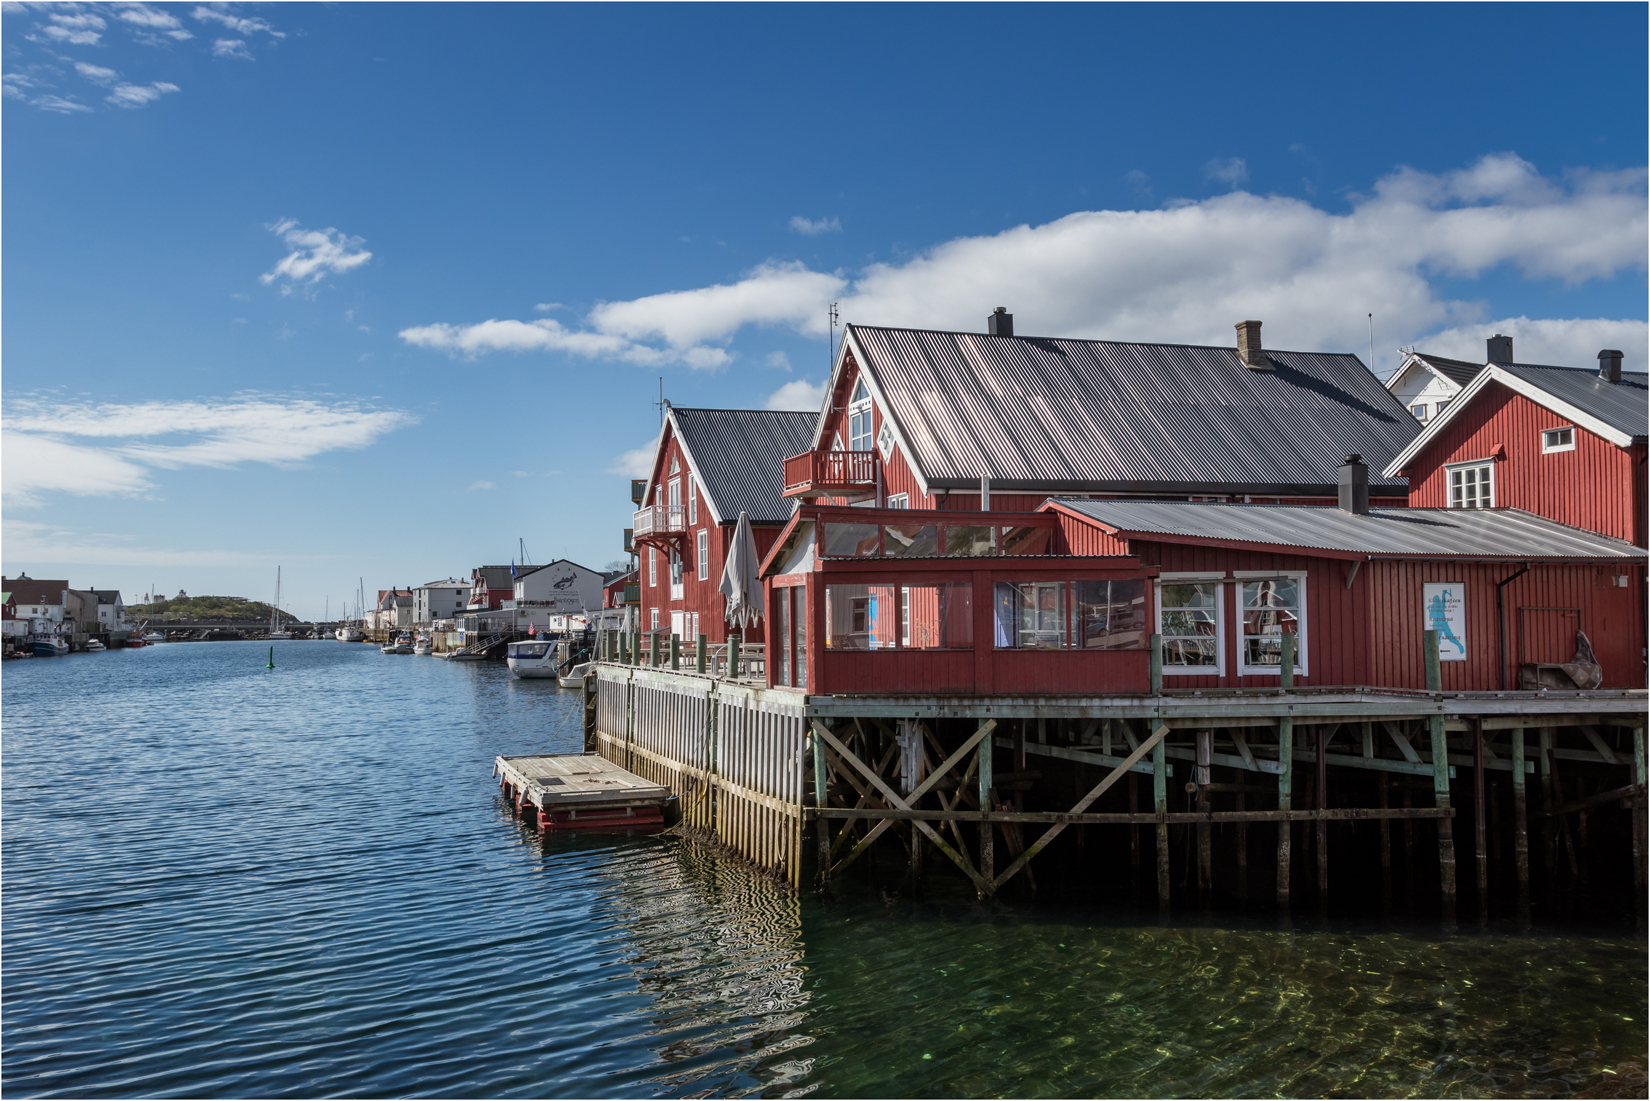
{"left": 1497, "top": 362, "right": 1648, "bottom": 438}
{"left": 1049, "top": 499, "right": 1645, "bottom": 560}
{"left": 1408, "top": 352, "right": 1483, "bottom": 387}
{"left": 671, "top": 407, "right": 817, "bottom": 524}
{"left": 849, "top": 326, "right": 1421, "bottom": 495}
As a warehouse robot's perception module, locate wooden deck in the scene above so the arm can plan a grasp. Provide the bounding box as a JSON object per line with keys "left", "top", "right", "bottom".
{"left": 494, "top": 752, "right": 673, "bottom": 831}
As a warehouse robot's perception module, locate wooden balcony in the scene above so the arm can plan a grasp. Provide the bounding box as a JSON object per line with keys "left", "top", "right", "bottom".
{"left": 632, "top": 503, "right": 686, "bottom": 547}
{"left": 782, "top": 450, "right": 878, "bottom": 499}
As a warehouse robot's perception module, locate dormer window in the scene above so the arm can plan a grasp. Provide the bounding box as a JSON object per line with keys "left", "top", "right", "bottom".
{"left": 1541, "top": 426, "right": 1575, "bottom": 454}
{"left": 848, "top": 379, "right": 873, "bottom": 452}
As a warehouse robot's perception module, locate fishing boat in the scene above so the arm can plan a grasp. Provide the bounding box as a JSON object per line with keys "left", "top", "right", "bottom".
{"left": 83, "top": 639, "right": 107, "bottom": 653}
{"left": 31, "top": 636, "right": 69, "bottom": 657}
{"left": 413, "top": 636, "right": 433, "bottom": 655}
{"left": 269, "top": 567, "right": 293, "bottom": 640}
{"left": 143, "top": 630, "right": 166, "bottom": 643}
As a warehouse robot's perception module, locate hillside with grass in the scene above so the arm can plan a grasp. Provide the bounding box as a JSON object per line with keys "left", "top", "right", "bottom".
{"left": 127, "top": 595, "right": 297, "bottom": 624}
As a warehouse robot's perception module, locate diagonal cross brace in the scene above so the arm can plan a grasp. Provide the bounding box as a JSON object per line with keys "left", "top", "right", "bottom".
{"left": 813, "top": 721, "right": 991, "bottom": 892}
{"left": 991, "top": 721, "right": 1169, "bottom": 892}
{"left": 832, "top": 719, "right": 998, "bottom": 873}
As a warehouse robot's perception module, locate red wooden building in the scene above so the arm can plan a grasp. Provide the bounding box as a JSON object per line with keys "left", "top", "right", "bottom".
{"left": 757, "top": 463, "right": 1645, "bottom": 696}
{"left": 633, "top": 405, "right": 816, "bottom": 645}
{"left": 783, "top": 314, "right": 1419, "bottom": 512}
{"left": 1383, "top": 352, "right": 1648, "bottom": 546}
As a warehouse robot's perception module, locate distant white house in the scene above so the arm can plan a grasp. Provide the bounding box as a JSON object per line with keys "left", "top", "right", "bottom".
{"left": 415, "top": 579, "right": 470, "bottom": 625}
{"left": 1385, "top": 342, "right": 1499, "bottom": 424}
{"left": 511, "top": 559, "right": 605, "bottom": 616}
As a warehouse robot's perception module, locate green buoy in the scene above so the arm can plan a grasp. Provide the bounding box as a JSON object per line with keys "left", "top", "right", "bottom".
{"left": 267, "top": 644, "right": 275, "bottom": 669}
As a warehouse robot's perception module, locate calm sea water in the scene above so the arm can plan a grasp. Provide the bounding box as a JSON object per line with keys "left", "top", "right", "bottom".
{"left": 3, "top": 641, "right": 1644, "bottom": 1099}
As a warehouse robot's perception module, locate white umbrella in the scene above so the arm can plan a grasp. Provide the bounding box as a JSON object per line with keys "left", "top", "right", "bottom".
{"left": 719, "top": 510, "right": 765, "bottom": 629}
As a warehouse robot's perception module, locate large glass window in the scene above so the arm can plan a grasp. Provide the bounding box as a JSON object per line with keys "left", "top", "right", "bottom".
{"left": 824, "top": 522, "right": 881, "bottom": 557}
{"left": 900, "top": 583, "right": 973, "bottom": 649}
{"left": 946, "top": 525, "right": 995, "bottom": 556}
{"left": 1448, "top": 462, "right": 1493, "bottom": 509}
{"left": 993, "top": 579, "right": 1146, "bottom": 650}
{"left": 778, "top": 589, "right": 791, "bottom": 686}
{"left": 794, "top": 587, "right": 807, "bottom": 687}
{"left": 1158, "top": 580, "right": 1221, "bottom": 670}
{"left": 883, "top": 522, "right": 938, "bottom": 558}
{"left": 1240, "top": 576, "right": 1305, "bottom": 674}
{"left": 1000, "top": 525, "right": 1051, "bottom": 556}
{"left": 825, "top": 584, "right": 897, "bottom": 650}
{"left": 848, "top": 380, "right": 873, "bottom": 452}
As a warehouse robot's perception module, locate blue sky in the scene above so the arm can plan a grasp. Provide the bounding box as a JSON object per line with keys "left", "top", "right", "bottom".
{"left": 4, "top": 2, "right": 1645, "bottom": 618}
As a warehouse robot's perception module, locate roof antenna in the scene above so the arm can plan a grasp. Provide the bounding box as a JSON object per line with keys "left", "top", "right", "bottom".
{"left": 1367, "top": 313, "right": 1375, "bottom": 376}
{"left": 829, "top": 301, "right": 840, "bottom": 373}
{"left": 653, "top": 376, "right": 668, "bottom": 424}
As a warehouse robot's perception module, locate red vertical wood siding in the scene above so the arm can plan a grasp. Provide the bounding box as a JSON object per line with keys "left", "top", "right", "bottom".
{"left": 1404, "top": 383, "right": 1642, "bottom": 544}
{"left": 1366, "top": 560, "right": 1645, "bottom": 690}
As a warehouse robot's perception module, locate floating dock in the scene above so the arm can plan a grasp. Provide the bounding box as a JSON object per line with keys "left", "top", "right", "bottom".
{"left": 494, "top": 753, "right": 673, "bottom": 832}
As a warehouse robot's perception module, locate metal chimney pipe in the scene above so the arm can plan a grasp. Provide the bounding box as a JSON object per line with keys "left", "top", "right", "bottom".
{"left": 1598, "top": 349, "right": 1623, "bottom": 384}
{"left": 987, "top": 307, "right": 1013, "bottom": 337}
{"left": 1486, "top": 334, "right": 1513, "bottom": 365}
{"left": 1338, "top": 455, "right": 1369, "bottom": 515}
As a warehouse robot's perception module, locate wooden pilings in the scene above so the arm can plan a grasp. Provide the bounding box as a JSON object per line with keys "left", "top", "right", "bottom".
{"left": 1512, "top": 726, "right": 1531, "bottom": 927}
{"left": 1425, "top": 630, "right": 1458, "bottom": 929}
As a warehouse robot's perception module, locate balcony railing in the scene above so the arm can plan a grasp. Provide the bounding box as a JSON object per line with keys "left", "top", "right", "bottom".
{"left": 632, "top": 503, "right": 685, "bottom": 539}
{"left": 783, "top": 450, "right": 877, "bottom": 495}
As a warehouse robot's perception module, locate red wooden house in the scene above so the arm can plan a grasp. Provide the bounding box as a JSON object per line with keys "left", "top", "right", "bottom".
{"left": 783, "top": 314, "right": 1420, "bottom": 512}
{"left": 633, "top": 405, "right": 816, "bottom": 645}
{"left": 1383, "top": 352, "right": 1648, "bottom": 546}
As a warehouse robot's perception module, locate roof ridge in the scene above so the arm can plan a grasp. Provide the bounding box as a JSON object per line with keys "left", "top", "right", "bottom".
{"left": 848, "top": 323, "right": 1364, "bottom": 360}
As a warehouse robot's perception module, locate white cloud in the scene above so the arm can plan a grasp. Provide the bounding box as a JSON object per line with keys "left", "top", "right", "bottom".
{"left": 192, "top": 5, "right": 282, "bottom": 37}
{"left": 401, "top": 154, "right": 1646, "bottom": 377}
{"left": 212, "top": 37, "right": 251, "bottom": 59}
{"left": 261, "top": 220, "right": 372, "bottom": 290}
{"left": 1411, "top": 316, "right": 1649, "bottom": 371}
{"left": 2, "top": 395, "right": 416, "bottom": 506}
{"left": 607, "top": 444, "right": 657, "bottom": 479}
{"left": 533, "top": 302, "right": 564, "bottom": 312}
{"left": 118, "top": 3, "right": 192, "bottom": 38}
{"left": 42, "top": 11, "right": 105, "bottom": 44}
{"left": 75, "top": 61, "right": 118, "bottom": 85}
{"left": 467, "top": 480, "right": 495, "bottom": 491}
{"left": 1204, "top": 157, "right": 1249, "bottom": 188}
{"left": 790, "top": 215, "right": 842, "bottom": 236}
{"left": 30, "top": 94, "right": 94, "bottom": 114}
{"left": 764, "top": 350, "right": 792, "bottom": 371}
{"left": 765, "top": 378, "right": 826, "bottom": 412}
{"left": 1, "top": 520, "right": 277, "bottom": 567}
{"left": 106, "top": 81, "right": 179, "bottom": 108}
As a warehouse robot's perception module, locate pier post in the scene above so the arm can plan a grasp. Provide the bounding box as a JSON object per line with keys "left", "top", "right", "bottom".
{"left": 1425, "top": 630, "right": 1457, "bottom": 930}
{"left": 1129, "top": 769, "right": 1140, "bottom": 894}
{"left": 977, "top": 732, "right": 995, "bottom": 895}
{"left": 1195, "top": 729, "right": 1212, "bottom": 911}
{"left": 1153, "top": 732, "right": 1169, "bottom": 916}
{"left": 695, "top": 633, "right": 707, "bottom": 674}
{"left": 812, "top": 729, "right": 831, "bottom": 892}
{"left": 1474, "top": 718, "right": 1488, "bottom": 926}
{"left": 669, "top": 633, "right": 680, "bottom": 670}
{"left": 1512, "top": 726, "right": 1530, "bottom": 928}
{"left": 1540, "top": 727, "right": 1556, "bottom": 913}
{"left": 1633, "top": 727, "right": 1646, "bottom": 920}
{"left": 1149, "top": 633, "right": 1162, "bottom": 695}
{"left": 1317, "top": 724, "right": 1329, "bottom": 920}
{"left": 1276, "top": 633, "right": 1295, "bottom": 919}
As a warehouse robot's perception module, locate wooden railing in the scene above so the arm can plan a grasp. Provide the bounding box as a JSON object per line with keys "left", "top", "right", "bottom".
{"left": 783, "top": 450, "right": 877, "bottom": 492}
{"left": 632, "top": 503, "right": 684, "bottom": 537}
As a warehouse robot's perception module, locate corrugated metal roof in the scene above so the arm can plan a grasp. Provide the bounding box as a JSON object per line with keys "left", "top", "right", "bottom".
{"left": 1410, "top": 352, "right": 1484, "bottom": 387}
{"left": 671, "top": 407, "right": 817, "bottom": 524}
{"left": 1496, "top": 362, "right": 1648, "bottom": 438}
{"left": 1050, "top": 499, "right": 1646, "bottom": 560}
{"left": 850, "top": 326, "right": 1421, "bottom": 495}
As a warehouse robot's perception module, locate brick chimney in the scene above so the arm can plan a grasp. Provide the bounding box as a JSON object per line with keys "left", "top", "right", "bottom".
{"left": 1338, "top": 455, "right": 1370, "bottom": 515}
{"left": 1598, "top": 349, "right": 1623, "bottom": 384}
{"left": 1236, "top": 320, "right": 1270, "bottom": 370}
{"left": 1486, "top": 334, "right": 1513, "bottom": 364}
{"left": 987, "top": 307, "right": 1013, "bottom": 337}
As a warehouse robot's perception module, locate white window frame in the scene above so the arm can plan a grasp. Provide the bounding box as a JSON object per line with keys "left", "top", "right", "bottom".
{"left": 1410, "top": 404, "right": 1427, "bottom": 420}
{"left": 1154, "top": 572, "right": 1225, "bottom": 676}
{"left": 1446, "top": 459, "right": 1495, "bottom": 509}
{"left": 669, "top": 549, "right": 683, "bottom": 600}
{"left": 1541, "top": 426, "right": 1576, "bottom": 454}
{"left": 649, "top": 546, "right": 658, "bottom": 586}
{"left": 696, "top": 529, "right": 709, "bottom": 580}
{"left": 848, "top": 380, "right": 873, "bottom": 452}
{"left": 1234, "top": 569, "right": 1308, "bottom": 677}
{"left": 687, "top": 473, "right": 698, "bottom": 524}
{"left": 886, "top": 493, "right": 909, "bottom": 509}
{"left": 650, "top": 607, "right": 659, "bottom": 631}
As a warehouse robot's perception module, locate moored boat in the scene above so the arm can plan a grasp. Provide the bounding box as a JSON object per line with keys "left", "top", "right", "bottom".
{"left": 83, "top": 639, "right": 107, "bottom": 652}
{"left": 413, "top": 636, "right": 433, "bottom": 655}
{"left": 31, "top": 637, "right": 70, "bottom": 657}
{"left": 506, "top": 639, "right": 558, "bottom": 678}
{"left": 143, "top": 630, "right": 166, "bottom": 643}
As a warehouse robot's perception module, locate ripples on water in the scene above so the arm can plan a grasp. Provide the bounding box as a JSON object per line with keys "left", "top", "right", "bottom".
{"left": 3, "top": 642, "right": 1643, "bottom": 1098}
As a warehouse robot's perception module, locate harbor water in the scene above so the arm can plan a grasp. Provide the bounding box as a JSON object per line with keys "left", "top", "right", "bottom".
{"left": 4, "top": 642, "right": 1644, "bottom": 1098}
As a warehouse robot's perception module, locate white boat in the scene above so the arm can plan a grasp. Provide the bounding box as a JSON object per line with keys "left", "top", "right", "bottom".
{"left": 558, "top": 661, "right": 594, "bottom": 689}
{"left": 413, "top": 636, "right": 433, "bottom": 655}
{"left": 506, "top": 639, "right": 559, "bottom": 678}
{"left": 337, "top": 625, "right": 365, "bottom": 642}
{"left": 383, "top": 634, "right": 413, "bottom": 654}
{"left": 83, "top": 639, "right": 107, "bottom": 653}
{"left": 143, "top": 630, "right": 165, "bottom": 644}
{"left": 269, "top": 567, "right": 293, "bottom": 639}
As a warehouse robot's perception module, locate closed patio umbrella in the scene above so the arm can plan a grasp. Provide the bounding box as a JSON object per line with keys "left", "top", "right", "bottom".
{"left": 719, "top": 510, "right": 765, "bottom": 629}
